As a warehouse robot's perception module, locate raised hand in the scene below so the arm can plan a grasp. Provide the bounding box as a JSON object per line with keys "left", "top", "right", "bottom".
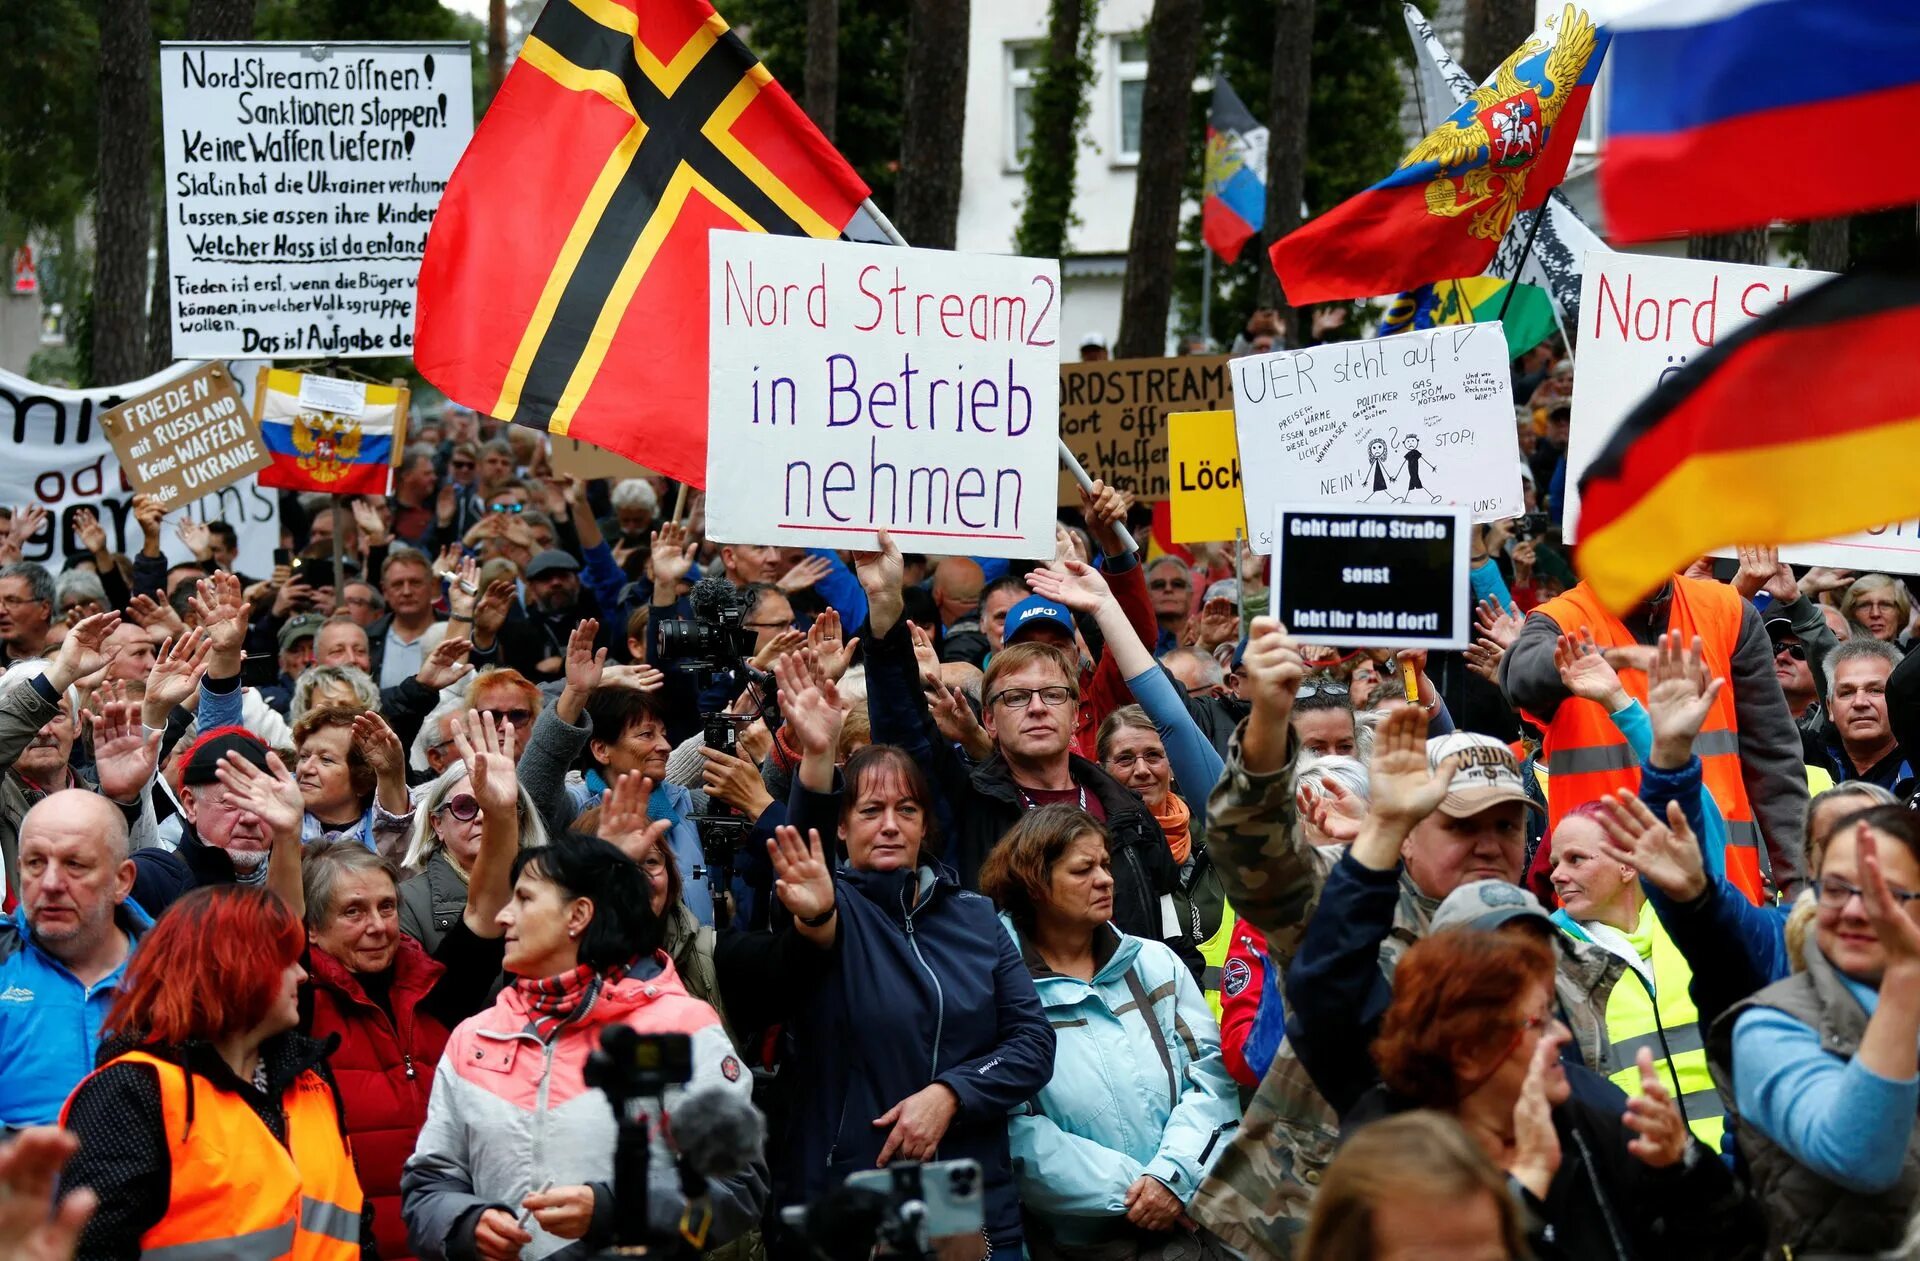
{"left": 598, "top": 771, "right": 671, "bottom": 863}
{"left": 351, "top": 712, "right": 408, "bottom": 784}
{"left": 0, "top": 504, "right": 48, "bottom": 563}
{"left": 1859, "top": 824, "right": 1920, "bottom": 970}
{"left": 1508, "top": 1028, "right": 1566, "bottom": 1200}
{"left": 564, "top": 618, "right": 607, "bottom": 694}
{"left": 1464, "top": 637, "right": 1507, "bottom": 684}
{"left": 416, "top": 636, "right": 475, "bottom": 691}
{"left": 805, "top": 607, "right": 859, "bottom": 682}
{"left": 142, "top": 631, "right": 212, "bottom": 727}
{"left": 1474, "top": 596, "right": 1524, "bottom": 650}
{"left": 0, "top": 1127, "right": 98, "bottom": 1261}
{"left": 850, "top": 528, "right": 905, "bottom": 636}
{"left": 89, "top": 699, "right": 161, "bottom": 803}
{"left": 906, "top": 620, "right": 941, "bottom": 688}
{"left": 1079, "top": 478, "right": 1135, "bottom": 558}
{"left": 1297, "top": 777, "right": 1365, "bottom": 843}
{"left": 699, "top": 746, "right": 775, "bottom": 817}
{"left": 1623, "top": 1047, "right": 1689, "bottom": 1168}
{"left": 1195, "top": 597, "right": 1239, "bottom": 650}
{"left": 432, "top": 543, "right": 465, "bottom": 583}
{"left": 768, "top": 824, "right": 836, "bottom": 928}
{"left": 436, "top": 480, "right": 460, "bottom": 527}
{"left": 132, "top": 495, "right": 166, "bottom": 551}
{"left": 1646, "top": 632, "right": 1723, "bottom": 769}
{"left": 188, "top": 572, "right": 250, "bottom": 667}
{"left": 125, "top": 593, "right": 186, "bottom": 636}
{"left": 349, "top": 498, "right": 390, "bottom": 548}
{"left": 1554, "top": 630, "right": 1629, "bottom": 711}
{"left": 736, "top": 715, "right": 774, "bottom": 766}
{"left": 48, "top": 611, "right": 121, "bottom": 693}
{"left": 927, "top": 682, "right": 992, "bottom": 761}
{"left": 1365, "top": 704, "right": 1460, "bottom": 832}
{"left": 600, "top": 663, "right": 667, "bottom": 693}
{"left": 649, "top": 521, "right": 698, "bottom": 594}
{"left": 472, "top": 579, "right": 513, "bottom": 643}
{"left": 452, "top": 709, "right": 520, "bottom": 820}
{"left": 214, "top": 749, "right": 305, "bottom": 842}
{"left": 749, "top": 628, "right": 806, "bottom": 673}
{"left": 1024, "top": 557, "right": 1113, "bottom": 615}
{"left": 175, "top": 517, "right": 213, "bottom": 561}
{"left": 1239, "top": 616, "right": 1306, "bottom": 775}
{"left": 72, "top": 507, "right": 109, "bottom": 557}
{"left": 1732, "top": 545, "right": 1779, "bottom": 600}
{"left": 776, "top": 553, "right": 834, "bottom": 595}
{"left": 1799, "top": 566, "right": 1856, "bottom": 601}
{"left": 773, "top": 647, "right": 849, "bottom": 758}
{"left": 1592, "top": 791, "right": 1708, "bottom": 903}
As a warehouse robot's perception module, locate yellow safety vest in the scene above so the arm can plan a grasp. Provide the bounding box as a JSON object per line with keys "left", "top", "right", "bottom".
{"left": 1199, "top": 903, "right": 1237, "bottom": 1021}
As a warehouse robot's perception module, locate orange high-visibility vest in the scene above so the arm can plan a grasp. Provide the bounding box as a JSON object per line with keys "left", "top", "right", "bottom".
{"left": 62, "top": 1050, "right": 364, "bottom": 1261}
{"left": 1528, "top": 578, "right": 1767, "bottom": 904}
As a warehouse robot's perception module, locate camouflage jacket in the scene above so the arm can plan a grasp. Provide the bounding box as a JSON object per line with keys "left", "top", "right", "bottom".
{"left": 1189, "top": 720, "right": 1625, "bottom": 1259}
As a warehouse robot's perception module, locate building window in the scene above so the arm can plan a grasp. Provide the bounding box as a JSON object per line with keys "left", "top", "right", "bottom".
{"left": 1114, "top": 35, "right": 1148, "bottom": 163}
{"left": 1572, "top": 57, "right": 1607, "bottom": 156}
{"left": 1007, "top": 42, "right": 1044, "bottom": 170}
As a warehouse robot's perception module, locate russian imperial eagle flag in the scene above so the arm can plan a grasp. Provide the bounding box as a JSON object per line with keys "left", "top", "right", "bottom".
{"left": 413, "top": 0, "right": 870, "bottom": 487}
{"left": 1202, "top": 79, "right": 1267, "bottom": 263}
{"left": 255, "top": 370, "right": 404, "bottom": 496}
{"left": 1270, "top": 3, "right": 1607, "bottom": 305}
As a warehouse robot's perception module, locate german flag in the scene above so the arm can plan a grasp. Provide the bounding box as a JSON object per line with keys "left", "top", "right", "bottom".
{"left": 1576, "top": 273, "right": 1920, "bottom": 613}
{"left": 413, "top": 0, "right": 869, "bottom": 487}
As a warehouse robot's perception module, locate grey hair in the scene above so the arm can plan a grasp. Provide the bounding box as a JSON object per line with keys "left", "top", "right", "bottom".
{"left": 610, "top": 478, "right": 658, "bottom": 514}
{"left": 403, "top": 443, "right": 437, "bottom": 473}
{"left": 1823, "top": 637, "right": 1904, "bottom": 697}
{"left": 1842, "top": 573, "right": 1913, "bottom": 632}
{"left": 290, "top": 664, "right": 381, "bottom": 725}
{"left": 1296, "top": 753, "right": 1371, "bottom": 805}
{"left": 301, "top": 838, "right": 400, "bottom": 930}
{"left": 0, "top": 562, "right": 54, "bottom": 605}
{"left": 399, "top": 763, "right": 550, "bottom": 871}
{"left": 1807, "top": 780, "right": 1900, "bottom": 869}
{"left": 55, "top": 569, "right": 107, "bottom": 610}
{"left": 1162, "top": 646, "right": 1224, "bottom": 690}
{"left": 410, "top": 687, "right": 473, "bottom": 774}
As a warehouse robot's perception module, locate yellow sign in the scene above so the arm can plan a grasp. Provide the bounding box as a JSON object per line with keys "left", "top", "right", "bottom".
{"left": 1168, "top": 410, "right": 1246, "bottom": 544}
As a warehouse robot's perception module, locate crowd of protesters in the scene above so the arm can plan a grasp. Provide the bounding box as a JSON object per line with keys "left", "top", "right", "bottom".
{"left": 2, "top": 370, "right": 1920, "bottom": 1261}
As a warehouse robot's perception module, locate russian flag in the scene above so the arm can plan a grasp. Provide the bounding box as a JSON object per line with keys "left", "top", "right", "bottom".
{"left": 1601, "top": 0, "right": 1920, "bottom": 242}
{"left": 1202, "top": 79, "right": 1267, "bottom": 263}
{"left": 255, "top": 369, "right": 400, "bottom": 496}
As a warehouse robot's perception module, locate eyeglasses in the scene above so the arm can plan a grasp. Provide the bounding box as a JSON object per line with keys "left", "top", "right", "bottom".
{"left": 450, "top": 459, "right": 476, "bottom": 470}
{"left": 479, "top": 707, "right": 535, "bottom": 727}
{"left": 1108, "top": 750, "right": 1167, "bottom": 770}
{"left": 345, "top": 595, "right": 379, "bottom": 608}
{"left": 1147, "top": 579, "right": 1191, "bottom": 593}
{"left": 1813, "top": 876, "right": 1920, "bottom": 909}
{"left": 1297, "top": 683, "right": 1350, "bottom": 699}
{"left": 489, "top": 503, "right": 525, "bottom": 514}
{"left": 989, "top": 685, "right": 1076, "bottom": 710}
{"left": 743, "top": 620, "right": 794, "bottom": 631}
{"left": 1853, "top": 600, "right": 1902, "bottom": 614}
{"left": 0, "top": 595, "right": 47, "bottom": 609}
{"left": 433, "top": 793, "right": 481, "bottom": 822}
{"left": 1514, "top": 1012, "right": 1553, "bottom": 1034}
{"left": 1772, "top": 641, "right": 1807, "bottom": 661}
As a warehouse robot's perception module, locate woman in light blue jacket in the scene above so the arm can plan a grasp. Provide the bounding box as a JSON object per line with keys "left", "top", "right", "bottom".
{"left": 981, "top": 804, "right": 1241, "bottom": 1259}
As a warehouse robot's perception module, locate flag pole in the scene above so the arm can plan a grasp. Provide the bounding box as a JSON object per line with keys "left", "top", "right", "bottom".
{"left": 1497, "top": 207, "right": 1548, "bottom": 324}
{"left": 853, "top": 197, "right": 1140, "bottom": 556}
{"left": 1200, "top": 247, "right": 1214, "bottom": 349}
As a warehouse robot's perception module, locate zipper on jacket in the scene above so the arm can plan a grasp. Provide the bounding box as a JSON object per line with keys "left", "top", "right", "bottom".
{"left": 902, "top": 880, "right": 945, "bottom": 1082}
{"left": 403, "top": 1053, "right": 415, "bottom": 1081}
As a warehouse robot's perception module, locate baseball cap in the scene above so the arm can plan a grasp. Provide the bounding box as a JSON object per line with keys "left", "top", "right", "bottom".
{"left": 1079, "top": 330, "right": 1108, "bottom": 351}
{"left": 278, "top": 613, "right": 325, "bottom": 652}
{"left": 525, "top": 549, "right": 582, "bottom": 580}
{"left": 179, "top": 728, "right": 271, "bottom": 788}
{"left": 1428, "top": 732, "right": 1544, "bottom": 819}
{"left": 1006, "top": 597, "right": 1076, "bottom": 644}
{"left": 1764, "top": 615, "right": 1799, "bottom": 643}
{"left": 1429, "top": 879, "right": 1556, "bottom": 936}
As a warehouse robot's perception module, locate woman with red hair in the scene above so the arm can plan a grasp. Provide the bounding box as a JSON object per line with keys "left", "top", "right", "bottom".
{"left": 58, "top": 886, "right": 372, "bottom": 1261}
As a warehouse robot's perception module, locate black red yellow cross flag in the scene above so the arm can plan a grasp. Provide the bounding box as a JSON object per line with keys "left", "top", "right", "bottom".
{"left": 1576, "top": 273, "right": 1920, "bottom": 613}
{"left": 413, "top": 0, "right": 869, "bottom": 486}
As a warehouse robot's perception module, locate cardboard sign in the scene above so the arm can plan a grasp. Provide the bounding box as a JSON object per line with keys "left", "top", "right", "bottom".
{"left": 98, "top": 362, "right": 272, "bottom": 506}
{"left": 1271, "top": 502, "right": 1470, "bottom": 650}
{"left": 550, "top": 436, "right": 656, "bottom": 482}
{"left": 1167, "top": 410, "right": 1247, "bottom": 544}
{"left": 1231, "top": 324, "right": 1522, "bottom": 554}
{"left": 159, "top": 41, "right": 473, "bottom": 359}
{"left": 705, "top": 231, "right": 1061, "bottom": 559}
{"left": 0, "top": 360, "right": 280, "bottom": 576}
{"left": 1560, "top": 253, "right": 1920, "bottom": 573}
{"left": 1056, "top": 355, "right": 1233, "bottom": 504}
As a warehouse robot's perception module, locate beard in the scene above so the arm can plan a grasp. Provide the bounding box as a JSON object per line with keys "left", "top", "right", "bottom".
{"left": 225, "top": 847, "right": 270, "bottom": 874}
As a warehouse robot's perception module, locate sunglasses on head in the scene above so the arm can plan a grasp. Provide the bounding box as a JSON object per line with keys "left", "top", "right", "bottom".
{"left": 1297, "top": 682, "right": 1350, "bottom": 699}
{"left": 434, "top": 793, "right": 480, "bottom": 821}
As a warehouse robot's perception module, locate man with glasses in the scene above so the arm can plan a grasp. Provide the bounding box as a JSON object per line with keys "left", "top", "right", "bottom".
{"left": 1145, "top": 556, "right": 1195, "bottom": 656}
{"left": 0, "top": 563, "right": 54, "bottom": 668}
{"left": 341, "top": 580, "right": 386, "bottom": 629}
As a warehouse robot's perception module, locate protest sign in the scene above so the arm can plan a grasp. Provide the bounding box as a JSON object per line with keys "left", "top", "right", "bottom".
{"left": 705, "top": 231, "right": 1061, "bottom": 559}
{"left": 1167, "top": 410, "right": 1246, "bottom": 544}
{"left": 1271, "top": 502, "right": 1469, "bottom": 650}
{"left": 1056, "top": 355, "right": 1232, "bottom": 504}
{"left": 159, "top": 42, "right": 473, "bottom": 359}
{"left": 0, "top": 361, "right": 280, "bottom": 575}
{"left": 1231, "top": 324, "right": 1522, "bottom": 553}
{"left": 99, "top": 362, "right": 271, "bottom": 506}
{"left": 551, "top": 437, "right": 655, "bottom": 482}
{"left": 1560, "top": 252, "right": 1920, "bottom": 573}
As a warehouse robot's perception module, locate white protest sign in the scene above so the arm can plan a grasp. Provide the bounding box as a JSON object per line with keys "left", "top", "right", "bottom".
{"left": 1231, "top": 324, "right": 1522, "bottom": 553}
{"left": 705, "top": 231, "right": 1061, "bottom": 558}
{"left": 160, "top": 42, "right": 473, "bottom": 359}
{"left": 1561, "top": 252, "right": 1920, "bottom": 572}
{"left": 0, "top": 361, "right": 280, "bottom": 576}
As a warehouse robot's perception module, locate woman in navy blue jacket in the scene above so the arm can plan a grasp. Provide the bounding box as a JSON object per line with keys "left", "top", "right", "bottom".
{"left": 766, "top": 649, "right": 1055, "bottom": 1257}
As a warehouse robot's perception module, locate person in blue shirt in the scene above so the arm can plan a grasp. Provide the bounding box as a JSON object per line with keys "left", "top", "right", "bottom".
{"left": 0, "top": 789, "right": 152, "bottom": 1130}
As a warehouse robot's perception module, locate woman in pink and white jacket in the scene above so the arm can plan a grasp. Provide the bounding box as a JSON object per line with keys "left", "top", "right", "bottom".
{"left": 401, "top": 832, "right": 768, "bottom": 1261}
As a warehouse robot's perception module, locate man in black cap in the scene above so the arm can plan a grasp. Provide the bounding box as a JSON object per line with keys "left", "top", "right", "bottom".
{"left": 517, "top": 549, "right": 606, "bottom": 681}
{"left": 130, "top": 729, "right": 302, "bottom": 918}
{"left": 258, "top": 611, "right": 325, "bottom": 717}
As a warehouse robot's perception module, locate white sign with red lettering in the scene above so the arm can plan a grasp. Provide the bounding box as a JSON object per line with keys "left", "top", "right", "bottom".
{"left": 704, "top": 230, "right": 1061, "bottom": 559}
{"left": 1563, "top": 253, "right": 1920, "bottom": 574}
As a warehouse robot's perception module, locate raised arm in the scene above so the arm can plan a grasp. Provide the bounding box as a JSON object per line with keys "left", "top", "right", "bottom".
{"left": 452, "top": 710, "right": 521, "bottom": 936}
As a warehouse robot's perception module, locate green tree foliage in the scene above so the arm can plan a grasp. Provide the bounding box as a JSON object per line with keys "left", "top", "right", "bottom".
{"left": 1014, "top": 0, "right": 1100, "bottom": 260}
{"left": 0, "top": 0, "right": 98, "bottom": 243}
{"left": 726, "top": 0, "right": 905, "bottom": 215}
{"left": 1174, "top": 0, "right": 1424, "bottom": 347}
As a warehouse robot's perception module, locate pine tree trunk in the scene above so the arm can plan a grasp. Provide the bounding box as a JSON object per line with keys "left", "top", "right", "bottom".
{"left": 90, "top": 0, "right": 155, "bottom": 385}
{"left": 1115, "top": 0, "right": 1203, "bottom": 358}
{"left": 1462, "top": 0, "right": 1535, "bottom": 79}
{"left": 895, "top": 0, "right": 970, "bottom": 249}
{"left": 804, "top": 0, "right": 838, "bottom": 142}
{"left": 147, "top": 0, "right": 257, "bottom": 371}
{"left": 1014, "top": 0, "right": 1091, "bottom": 261}
{"left": 489, "top": 0, "right": 508, "bottom": 97}
{"left": 1807, "top": 217, "right": 1850, "bottom": 273}
{"left": 1688, "top": 229, "right": 1769, "bottom": 266}
{"left": 1259, "top": 0, "right": 1313, "bottom": 310}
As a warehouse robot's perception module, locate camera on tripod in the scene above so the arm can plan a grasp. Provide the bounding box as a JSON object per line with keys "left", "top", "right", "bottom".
{"left": 656, "top": 577, "right": 759, "bottom": 673}
{"left": 780, "top": 1160, "right": 986, "bottom": 1261}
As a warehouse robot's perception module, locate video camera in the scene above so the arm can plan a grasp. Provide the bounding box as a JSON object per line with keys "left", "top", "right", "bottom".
{"left": 780, "top": 1161, "right": 985, "bottom": 1261}
{"left": 656, "top": 576, "right": 760, "bottom": 673}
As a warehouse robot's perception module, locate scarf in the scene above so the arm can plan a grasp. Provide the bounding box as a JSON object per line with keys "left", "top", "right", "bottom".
{"left": 515, "top": 961, "right": 626, "bottom": 1042}
{"left": 1152, "top": 790, "right": 1193, "bottom": 866}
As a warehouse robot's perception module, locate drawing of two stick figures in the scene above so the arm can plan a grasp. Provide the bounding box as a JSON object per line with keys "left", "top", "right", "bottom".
{"left": 1360, "top": 437, "right": 1441, "bottom": 503}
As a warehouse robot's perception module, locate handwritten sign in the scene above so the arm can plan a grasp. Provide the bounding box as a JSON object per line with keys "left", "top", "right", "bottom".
{"left": 1167, "top": 410, "right": 1246, "bottom": 544}
{"left": 1557, "top": 253, "right": 1920, "bottom": 572}
{"left": 1056, "top": 355, "right": 1233, "bottom": 504}
{"left": 98, "top": 362, "right": 271, "bottom": 505}
{"left": 1231, "top": 325, "right": 1522, "bottom": 553}
{"left": 159, "top": 41, "right": 473, "bottom": 359}
{"left": 550, "top": 436, "right": 656, "bottom": 482}
{"left": 705, "top": 231, "right": 1061, "bottom": 559}
{"left": 1271, "top": 502, "right": 1470, "bottom": 651}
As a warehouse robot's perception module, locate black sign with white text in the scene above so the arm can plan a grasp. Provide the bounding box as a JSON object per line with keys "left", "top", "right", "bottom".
{"left": 1270, "top": 502, "right": 1469, "bottom": 650}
